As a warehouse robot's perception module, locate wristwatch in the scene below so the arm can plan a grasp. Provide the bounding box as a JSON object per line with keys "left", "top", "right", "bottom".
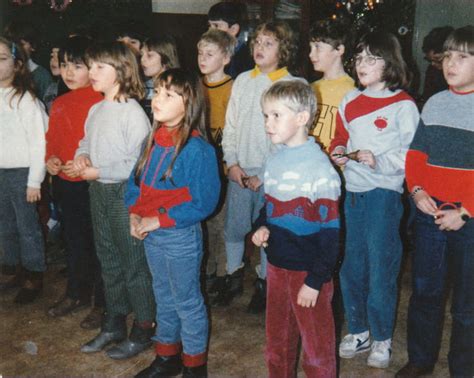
{"left": 459, "top": 208, "right": 470, "bottom": 222}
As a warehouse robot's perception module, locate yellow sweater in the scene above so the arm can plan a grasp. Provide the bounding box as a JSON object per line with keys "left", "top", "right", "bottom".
{"left": 311, "top": 74, "right": 355, "bottom": 151}
{"left": 203, "top": 75, "right": 233, "bottom": 148}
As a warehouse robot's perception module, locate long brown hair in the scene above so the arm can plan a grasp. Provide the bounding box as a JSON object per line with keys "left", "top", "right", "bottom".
{"left": 0, "top": 36, "right": 35, "bottom": 106}
{"left": 134, "top": 68, "right": 207, "bottom": 184}
{"left": 86, "top": 41, "right": 145, "bottom": 101}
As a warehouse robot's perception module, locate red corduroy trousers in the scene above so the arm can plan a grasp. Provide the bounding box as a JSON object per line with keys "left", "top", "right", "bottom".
{"left": 265, "top": 263, "right": 336, "bottom": 378}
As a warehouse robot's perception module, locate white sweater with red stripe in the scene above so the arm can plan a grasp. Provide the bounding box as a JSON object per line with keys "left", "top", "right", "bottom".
{"left": 330, "top": 87, "right": 419, "bottom": 193}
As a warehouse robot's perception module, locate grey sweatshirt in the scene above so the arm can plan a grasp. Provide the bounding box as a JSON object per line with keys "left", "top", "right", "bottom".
{"left": 75, "top": 99, "right": 151, "bottom": 184}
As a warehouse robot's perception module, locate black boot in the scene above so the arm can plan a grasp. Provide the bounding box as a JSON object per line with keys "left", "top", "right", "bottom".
{"left": 14, "top": 270, "right": 42, "bottom": 304}
{"left": 182, "top": 364, "right": 207, "bottom": 378}
{"left": 247, "top": 278, "right": 266, "bottom": 314}
{"left": 207, "top": 276, "right": 226, "bottom": 297}
{"left": 81, "top": 314, "right": 127, "bottom": 353}
{"left": 107, "top": 320, "right": 154, "bottom": 359}
{"left": 211, "top": 268, "right": 244, "bottom": 307}
{"left": 135, "top": 354, "right": 183, "bottom": 378}
{"left": 0, "top": 265, "right": 23, "bottom": 291}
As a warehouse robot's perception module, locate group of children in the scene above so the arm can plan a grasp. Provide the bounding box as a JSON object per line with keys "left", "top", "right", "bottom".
{"left": 0, "top": 1, "right": 472, "bottom": 377}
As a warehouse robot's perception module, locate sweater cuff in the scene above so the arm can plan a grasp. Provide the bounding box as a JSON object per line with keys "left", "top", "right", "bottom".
{"left": 304, "top": 272, "right": 325, "bottom": 291}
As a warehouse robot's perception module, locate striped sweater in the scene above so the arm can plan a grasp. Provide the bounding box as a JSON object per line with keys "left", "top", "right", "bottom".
{"left": 255, "top": 137, "right": 341, "bottom": 290}
{"left": 330, "top": 88, "right": 419, "bottom": 193}
{"left": 406, "top": 88, "right": 474, "bottom": 214}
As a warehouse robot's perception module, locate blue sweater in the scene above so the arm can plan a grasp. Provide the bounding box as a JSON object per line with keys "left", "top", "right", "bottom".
{"left": 125, "top": 127, "right": 221, "bottom": 229}
{"left": 255, "top": 137, "right": 341, "bottom": 290}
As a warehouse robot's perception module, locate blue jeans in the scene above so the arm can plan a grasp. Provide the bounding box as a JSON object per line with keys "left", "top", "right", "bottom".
{"left": 0, "top": 168, "right": 45, "bottom": 272}
{"left": 225, "top": 180, "right": 267, "bottom": 278}
{"left": 144, "top": 224, "right": 208, "bottom": 356}
{"left": 407, "top": 204, "right": 473, "bottom": 376}
{"left": 340, "top": 188, "right": 403, "bottom": 341}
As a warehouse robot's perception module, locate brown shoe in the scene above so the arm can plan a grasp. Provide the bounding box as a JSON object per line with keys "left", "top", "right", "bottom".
{"left": 80, "top": 306, "right": 104, "bottom": 330}
{"left": 395, "top": 362, "right": 434, "bottom": 377}
{"left": 14, "top": 271, "right": 43, "bottom": 305}
{"left": 0, "top": 266, "right": 23, "bottom": 291}
{"left": 48, "top": 296, "right": 90, "bottom": 317}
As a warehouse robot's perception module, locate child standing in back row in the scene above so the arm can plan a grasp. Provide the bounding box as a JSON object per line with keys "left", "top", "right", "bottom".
{"left": 126, "top": 68, "right": 220, "bottom": 378}
{"left": 74, "top": 41, "right": 155, "bottom": 360}
{"left": 217, "top": 21, "right": 301, "bottom": 313}
{"left": 309, "top": 18, "right": 355, "bottom": 151}
{"left": 197, "top": 28, "right": 236, "bottom": 298}
{"left": 330, "top": 32, "right": 419, "bottom": 369}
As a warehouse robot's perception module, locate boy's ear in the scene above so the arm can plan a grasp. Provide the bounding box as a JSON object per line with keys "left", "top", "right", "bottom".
{"left": 223, "top": 53, "right": 231, "bottom": 66}
{"left": 336, "top": 44, "right": 345, "bottom": 57}
{"left": 229, "top": 23, "right": 240, "bottom": 37}
{"left": 297, "top": 110, "right": 310, "bottom": 127}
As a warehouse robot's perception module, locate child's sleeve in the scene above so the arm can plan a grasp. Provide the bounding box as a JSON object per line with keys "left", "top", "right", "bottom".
{"left": 19, "top": 95, "right": 48, "bottom": 188}
{"left": 405, "top": 118, "right": 429, "bottom": 192}
{"left": 329, "top": 107, "right": 350, "bottom": 152}
{"left": 75, "top": 109, "right": 93, "bottom": 158}
{"left": 124, "top": 166, "right": 141, "bottom": 210}
{"left": 159, "top": 143, "right": 221, "bottom": 228}
{"left": 305, "top": 169, "right": 341, "bottom": 290}
{"left": 373, "top": 101, "right": 419, "bottom": 176}
{"left": 221, "top": 79, "right": 240, "bottom": 168}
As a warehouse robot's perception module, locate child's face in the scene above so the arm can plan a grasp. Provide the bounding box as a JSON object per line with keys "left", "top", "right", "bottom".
{"left": 355, "top": 48, "right": 386, "bottom": 91}
{"left": 197, "top": 42, "right": 230, "bottom": 79}
{"left": 443, "top": 50, "right": 474, "bottom": 92}
{"left": 309, "top": 40, "right": 342, "bottom": 74}
{"left": 19, "top": 39, "right": 34, "bottom": 58}
{"left": 152, "top": 84, "right": 185, "bottom": 127}
{"left": 0, "top": 43, "right": 15, "bottom": 88}
{"left": 117, "top": 36, "right": 141, "bottom": 53}
{"left": 262, "top": 99, "right": 307, "bottom": 147}
{"left": 60, "top": 57, "right": 90, "bottom": 90}
{"left": 141, "top": 46, "right": 164, "bottom": 78}
{"left": 50, "top": 48, "right": 61, "bottom": 76}
{"left": 253, "top": 32, "right": 280, "bottom": 73}
{"left": 88, "top": 61, "right": 119, "bottom": 99}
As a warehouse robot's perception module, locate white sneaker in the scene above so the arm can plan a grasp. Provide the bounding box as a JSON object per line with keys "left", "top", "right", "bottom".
{"left": 367, "top": 339, "right": 392, "bottom": 368}
{"left": 339, "top": 331, "right": 371, "bottom": 359}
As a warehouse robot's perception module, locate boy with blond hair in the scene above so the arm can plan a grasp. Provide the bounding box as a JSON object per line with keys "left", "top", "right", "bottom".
{"left": 253, "top": 80, "right": 341, "bottom": 377}
{"left": 197, "top": 29, "right": 236, "bottom": 297}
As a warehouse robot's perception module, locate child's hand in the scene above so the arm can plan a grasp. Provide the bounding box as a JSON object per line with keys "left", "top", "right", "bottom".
{"left": 331, "top": 146, "right": 349, "bottom": 166}
{"left": 73, "top": 154, "right": 92, "bottom": 172}
{"left": 80, "top": 167, "right": 99, "bottom": 181}
{"left": 227, "top": 165, "right": 248, "bottom": 188}
{"left": 251, "top": 226, "right": 270, "bottom": 247}
{"left": 130, "top": 213, "right": 143, "bottom": 239}
{"left": 46, "top": 156, "right": 63, "bottom": 175}
{"left": 62, "top": 160, "right": 80, "bottom": 178}
{"left": 26, "top": 187, "right": 41, "bottom": 203}
{"left": 246, "top": 175, "right": 262, "bottom": 192}
{"left": 357, "top": 150, "right": 376, "bottom": 169}
{"left": 297, "top": 284, "right": 319, "bottom": 308}
{"left": 135, "top": 216, "right": 160, "bottom": 239}
{"left": 412, "top": 187, "right": 437, "bottom": 216}
{"left": 433, "top": 209, "right": 467, "bottom": 232}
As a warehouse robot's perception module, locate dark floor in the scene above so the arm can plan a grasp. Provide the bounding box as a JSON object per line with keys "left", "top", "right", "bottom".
{"left": 0, "top": 250, "right": 452, "bottom": 377}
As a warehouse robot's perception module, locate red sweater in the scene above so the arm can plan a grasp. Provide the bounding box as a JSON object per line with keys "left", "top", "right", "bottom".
{"left": 46, "top": 86, "right": 103, "bottom": 181}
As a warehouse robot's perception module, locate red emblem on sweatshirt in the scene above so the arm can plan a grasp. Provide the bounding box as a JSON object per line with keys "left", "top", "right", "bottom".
{"left": 374, "top": 116, "right": 388, "bottom": 131}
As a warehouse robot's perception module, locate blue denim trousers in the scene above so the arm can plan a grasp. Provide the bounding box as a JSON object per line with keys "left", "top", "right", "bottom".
{"left": 225, "top": 180, "right": 267, "bottom": 278}
{"left": 407, "top": 204, "right": 473, "bottom": 376}
{"left": 0, "top": 168, "right": 45, "bottom": 272}
{"left": 340, "top": 188, "right": 403, "bottom": 341}
{"left": 144, "top": 223, "right": 208, "bottom": 356}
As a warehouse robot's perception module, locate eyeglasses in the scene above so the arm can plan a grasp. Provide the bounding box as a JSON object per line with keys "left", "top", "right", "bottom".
{"left": 354, "top": 55, "right": 384, "bottom": 66}
{"left": 254, "top": 39, "right": 276, "bottom": 49}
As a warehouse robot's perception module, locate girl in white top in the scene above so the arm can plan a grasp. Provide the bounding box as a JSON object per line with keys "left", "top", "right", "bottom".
{"left": 0, "top": 37, "right": 48, "bottom": 304}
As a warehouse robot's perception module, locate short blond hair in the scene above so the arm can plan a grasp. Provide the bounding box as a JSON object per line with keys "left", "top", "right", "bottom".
{"left": 262, "top": 80, "right": 317, "bottom": 130}
{"left": 198, "top": 29, "right": 237, "bottom": 57}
